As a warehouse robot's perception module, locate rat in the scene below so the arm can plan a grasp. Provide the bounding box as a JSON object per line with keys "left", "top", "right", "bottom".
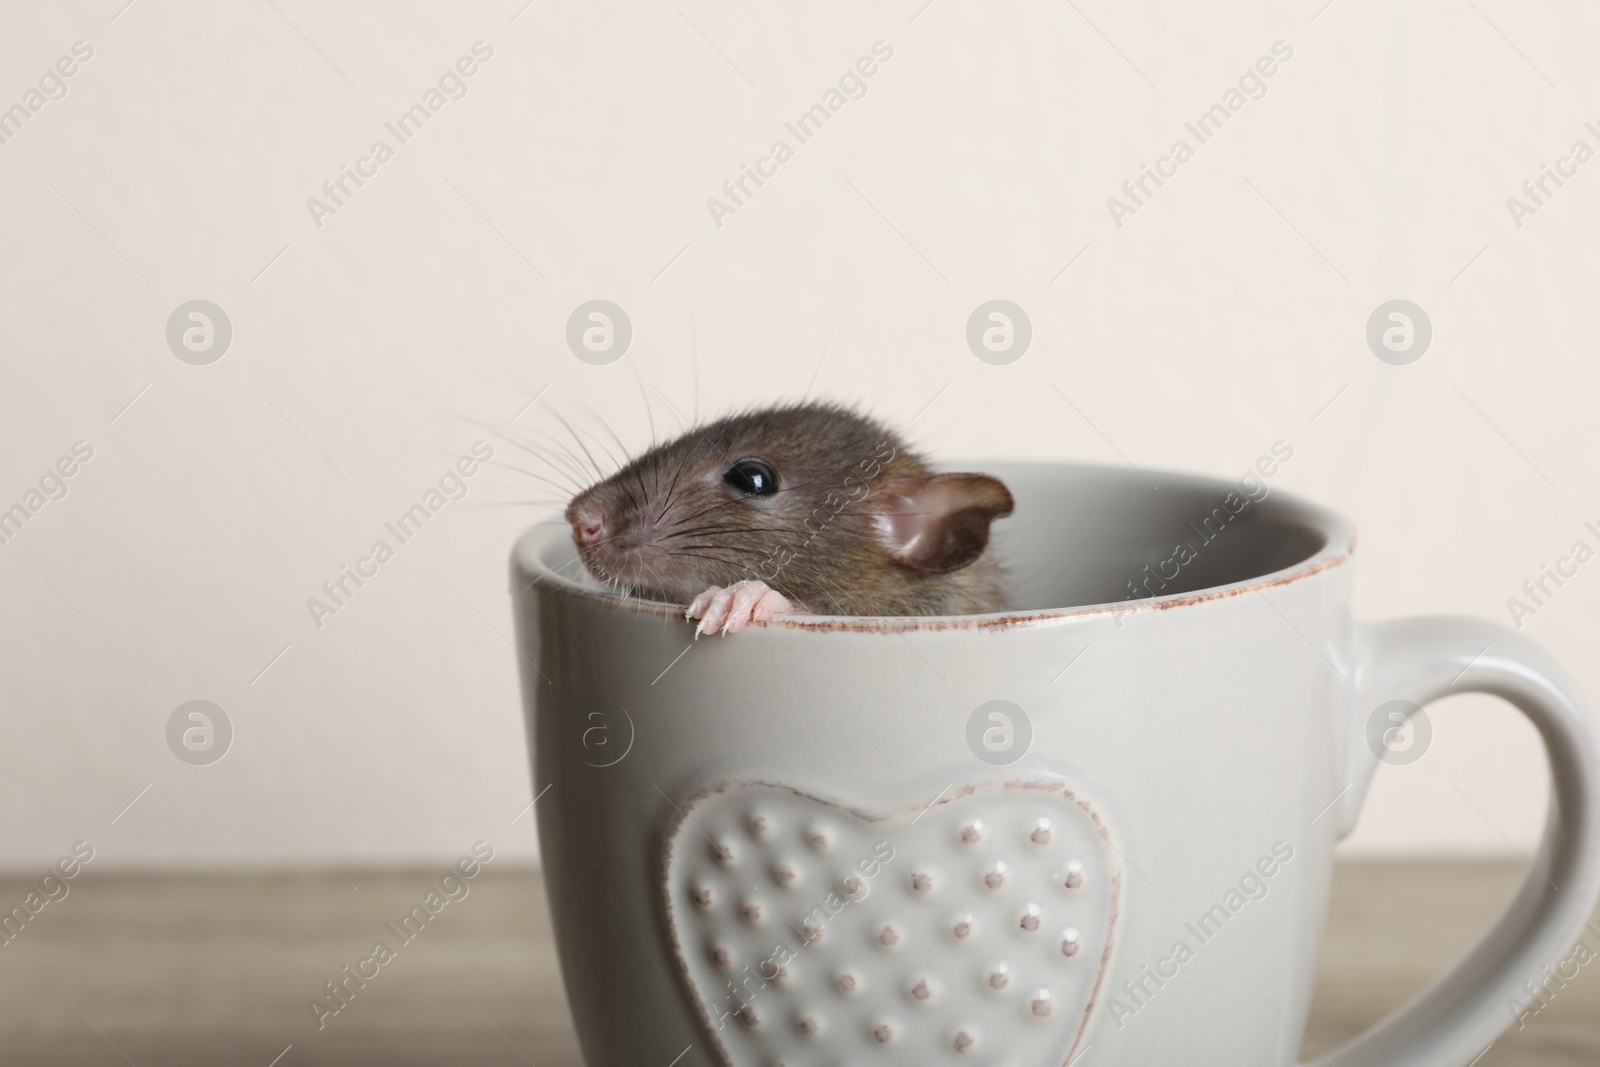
{"left": 563, "top": 402, "right": 1014, "bottom": 635}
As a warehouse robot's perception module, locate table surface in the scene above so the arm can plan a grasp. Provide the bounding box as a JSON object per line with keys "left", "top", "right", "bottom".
{"left": 1, "top": 860, "right": 1595, "bottom": 1065}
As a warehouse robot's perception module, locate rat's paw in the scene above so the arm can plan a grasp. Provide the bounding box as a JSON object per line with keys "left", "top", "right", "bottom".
{"left": 686, "top": 580, "right": 796, "bottom": 636}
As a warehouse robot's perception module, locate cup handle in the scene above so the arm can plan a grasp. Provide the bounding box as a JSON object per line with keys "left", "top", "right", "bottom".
{"left": 1311, "top": 616, "right": 1600, "bottom": 1067}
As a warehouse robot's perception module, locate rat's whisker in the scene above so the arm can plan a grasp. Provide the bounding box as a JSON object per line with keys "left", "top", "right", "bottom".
{"left": 577, "top": 425, "right": 626, "bottom": 480}
{"left": 632, "top": 463, "right": 652, "bottom": 518}
{"left": 567, "top": 443, "right": 640, "bottom": 511}
{"left": 461, "top": 500, "right": 566, "bottom": 510}
{"left": 661, "top": 493, "right": 759, "bottom": 529}
{"left": 654, "top": 449, "right": 691, "bottom": 525}
{"left": 652, "top": 448, "right": 668, "bottom": 500}
{"left": 667, "top": 529, "right": 883, "bottom": 562}
{"left": 666, "top": 522, "right": 880, "bottom": 554}
{"left": 485, "top": 427, "right": 591, "bottom": 495}
{"left": 543, "top": 406, "right": 609, "bottom": 484}
{"left": 622, "top": 358, "right": 657, "bottom": 448}
{"left": 669, "top": 550, "right": 747, "bottom": 571}
{"left": 655, "top": 524, "right": 783, "bottom": 542}
{"left": 472, "top": 421, "right": 574, "bottom": 473}
{"left": 648, "top": 381, "right": 694, "bottom": 436}
{"left": 665, "top": 545, "right": 745, "bottom": 565}
{"left": 493, "top": 461, "right": 587, "bottom": 497}
{"left": 571, "top": 399, "right": 633, "bottom": 475}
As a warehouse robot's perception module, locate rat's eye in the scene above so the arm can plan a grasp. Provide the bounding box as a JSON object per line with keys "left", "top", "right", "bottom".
{"left": 723, "top": 458, "right": 779, "bottom": 497}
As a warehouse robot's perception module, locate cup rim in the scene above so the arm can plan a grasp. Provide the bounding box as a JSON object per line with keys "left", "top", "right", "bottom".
{"left": 512, "top": 460, "right": 1357, "bottom": 633}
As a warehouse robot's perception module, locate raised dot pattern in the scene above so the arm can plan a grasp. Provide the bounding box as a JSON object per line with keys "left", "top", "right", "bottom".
{"left": 664, "top": 781, "right": 1116, "bottom": 1066}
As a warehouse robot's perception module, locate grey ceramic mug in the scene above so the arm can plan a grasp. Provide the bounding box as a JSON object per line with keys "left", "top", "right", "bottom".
{"left": 511, "top": 461, "right": 1600, "bottom": 1067}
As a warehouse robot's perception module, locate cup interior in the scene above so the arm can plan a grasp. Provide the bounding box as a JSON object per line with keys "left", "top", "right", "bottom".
{"left": 984, "top": 461, "right": 1345, "bottom": 612}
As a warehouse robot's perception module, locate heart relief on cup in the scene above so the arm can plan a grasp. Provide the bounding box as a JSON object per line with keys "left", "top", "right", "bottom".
{"left": 662, "top": 780, "right": 1119, "bottom": 1066}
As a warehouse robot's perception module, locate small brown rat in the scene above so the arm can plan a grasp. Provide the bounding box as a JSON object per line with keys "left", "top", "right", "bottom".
{"left": 563, "top": 402, "right": 1014, "bottom": 634}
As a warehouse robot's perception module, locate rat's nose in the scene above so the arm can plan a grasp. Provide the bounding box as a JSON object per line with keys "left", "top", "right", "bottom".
{"left": 570, "top": 511, "right": 605, "bottom": 546}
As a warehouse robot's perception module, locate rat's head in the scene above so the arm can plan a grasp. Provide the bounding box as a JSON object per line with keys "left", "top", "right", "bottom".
{"left": 563, "top": 402, "right": 1013, "bottom": 612}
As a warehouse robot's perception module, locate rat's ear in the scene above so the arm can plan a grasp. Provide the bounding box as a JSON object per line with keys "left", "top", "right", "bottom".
{"left": 874, "top": 473, "right": 1015, "bottom": 574}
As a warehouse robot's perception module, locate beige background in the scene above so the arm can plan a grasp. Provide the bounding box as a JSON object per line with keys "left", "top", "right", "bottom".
{"left": 1, "top": 0, "right": 1595, "bottom": 870}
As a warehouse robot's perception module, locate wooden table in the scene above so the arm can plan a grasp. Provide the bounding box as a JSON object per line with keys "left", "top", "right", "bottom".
{"left": 2, "top": 861, "right": 1595, "bottom": 1065}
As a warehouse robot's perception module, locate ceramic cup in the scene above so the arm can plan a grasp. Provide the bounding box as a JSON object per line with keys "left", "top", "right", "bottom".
{"left": 511, "top": 461, "right": 1600, "bottom": 1067}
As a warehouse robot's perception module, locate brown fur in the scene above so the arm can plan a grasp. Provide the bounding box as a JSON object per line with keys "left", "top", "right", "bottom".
{"left": 564, "top": 402, "right": 1013, "bottom": 616}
